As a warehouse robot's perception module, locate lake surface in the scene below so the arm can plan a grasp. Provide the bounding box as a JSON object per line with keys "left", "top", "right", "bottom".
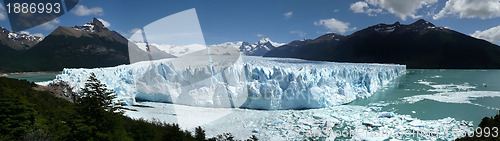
{"left": 6, "top": 73, "right": 58, "bottom": 83}
{"left": 350, "top": 69, "right": 500, "bottom": 126}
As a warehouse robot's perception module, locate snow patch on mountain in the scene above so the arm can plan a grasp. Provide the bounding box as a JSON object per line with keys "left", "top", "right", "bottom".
{"left": 129, "top": 37, "right": 284, "bottom": 57}
{"left": 73, "top": 18, "right": 106, "bottom": 33}
{"left": 132, "top": 41, "right": 206, "bottom": 56}
{"left": 232, "top": 38, "right": 285, "bottom": 56}
{"left": 1, "top": 27, "right": 43, "bottom": 42}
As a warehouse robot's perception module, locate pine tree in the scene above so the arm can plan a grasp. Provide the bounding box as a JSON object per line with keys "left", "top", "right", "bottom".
{"left": 195, "top": 126, "right": 206, "bottom": 141}
{"left": 78, "top": 72, "right": 119, "bottom": 113}
{"left": 70, "top": 72, "right": 123, "bottom": 140}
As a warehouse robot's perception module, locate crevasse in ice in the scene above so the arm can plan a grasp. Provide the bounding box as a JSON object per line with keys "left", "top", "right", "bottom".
{"left": 47, "top": 55, "right": 406, "bottom": 110}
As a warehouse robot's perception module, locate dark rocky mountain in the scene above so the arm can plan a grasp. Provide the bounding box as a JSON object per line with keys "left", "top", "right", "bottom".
{"left": 264, "top": 33, "right": 345, "bottom": 59}
{"left": 0, "top": 27, "right": 43, "bottom": 72}
{"left": 17, "top": 18, "right": 130, "bottom": 71}
{"left": 264, "top": 19, "right": 500, "bottom": 69}
{"left": 0, "top": 18, "right": 174, "bottom": 72}
{"left": 0, "top": 27, "right": 42, "bottom": 51}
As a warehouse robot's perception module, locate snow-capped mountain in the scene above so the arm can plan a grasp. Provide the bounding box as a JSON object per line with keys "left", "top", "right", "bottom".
{"left": 129, "top": 38, "right": 284, "bottom": 57}
{"left": 7, "top": 31, "right": 43, "bottom": 42}
{"left": 0, "top": 27, "right": 42, "bottom": 50}
{"left": 211, "top": 41, "right": 245, "bottom": 49}
{"left": 238, "top": 38, "right": 284, "bottom": 56}
{"left": 21, "top": 17, "right": 132, "bottom": 71}
{"left": 132, "top": 41, "right": 206, "bottom": 57}
{"left": 214, "top": 38, "right": 284, "bottom": 56}
{"left": 73, "top": 18, "right": 107, "bottom": 33}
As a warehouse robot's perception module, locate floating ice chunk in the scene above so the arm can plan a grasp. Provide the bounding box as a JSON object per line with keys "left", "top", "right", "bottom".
{"left": 416, "top": 80, "right": 475, "bottom": 92}
{"left": 430, "top": 75, "right": 441, "bottom": 78}
{"left": 409, "top": 120, "right": 424, "bottom": 127}
{"left": 271, "top": 119, "right": 284, "bottom": 125}
{"left": 322, "top": 118, "right": 340, "bottom": 128}
{"left": 439, "top": 117, "right": 455, "bottom": 124}
{"left": 351, "top": 130, "right": 389, "bottom": 141}
{"left": 362, "top": 121, "right": 382, "bottom": 127}
{"left": 402, "top": 91, "right": 500, "bottom": 105}
{"left": 312, "top": 114, "right": 326, "bottom": 119}
{"left": 378, "top": 112, "right": 395, "bottom": 118}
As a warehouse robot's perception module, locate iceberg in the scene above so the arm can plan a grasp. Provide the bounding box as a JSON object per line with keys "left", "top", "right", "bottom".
{"left": 44, "top": 46, "right": 405, "bottom": 110}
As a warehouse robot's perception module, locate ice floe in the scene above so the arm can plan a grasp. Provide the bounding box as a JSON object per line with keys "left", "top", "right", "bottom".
{"left": 123, "top": 102, "right": 473, "bottom": 140}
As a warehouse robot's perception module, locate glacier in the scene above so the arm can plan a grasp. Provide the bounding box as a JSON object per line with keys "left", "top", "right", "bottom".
{"left": 43, "top": 46, "right": 405, "bottom": 110}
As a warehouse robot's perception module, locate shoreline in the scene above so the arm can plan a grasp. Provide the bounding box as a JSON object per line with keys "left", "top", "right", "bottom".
{"left": 0, "top": 71, "right": 61, "bottom": 77}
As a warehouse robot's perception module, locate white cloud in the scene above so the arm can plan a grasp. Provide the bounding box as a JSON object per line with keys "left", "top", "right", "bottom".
{"left": 32, "top": 33, "right": 44, "bottom": 38}
{"left": 350, "top": 1, "right": 369, "bottom": 13}
{"left": 434, "top": 0, "right": 500, "bottom": 20}
{"left": 471, "top": 25, "right": 500, "bottom": 43}
{"left": 314, "top": 18, "right": 355, "bottom": 34}
{"left": 284, "top": 11, "right": 293, "bottom": 19}
{"left": 71, "top": 5, "right": 104, "bottom": 16}
{"left": 19, "top": 31, "right": 44, "bottom": 38}
{"left": 0, "top": 4, "right": 6, "bottom": 20}
{"left": 97, "top": 18, "right": 111, "bottom": 27}
{"left": 290, "top": 30, "right": 306, "bottom": 37}
{"left": 351, "top": 0, "right": 438, "bottom": 20}
{"left": 39, "top": 18, "right": 61, "bottom": 30}
{"left": 257, "top": 33, "right": 265, "bottom": 38}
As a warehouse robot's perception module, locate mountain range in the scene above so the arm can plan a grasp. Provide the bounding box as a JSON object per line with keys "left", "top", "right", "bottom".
{"left": 214, "top": 38, "right": 284, "bottom": 56}
{"left": 0, "top": 18, "right": 134, "bottom": 72}
{"left": 264, "top": 19, "right": 500, "bottom": 69}
{"left": 2, "top": 18, "right": 500, "bottom": 72}
{"left": 0, "top": 17, "right": 282, "bottom": 72}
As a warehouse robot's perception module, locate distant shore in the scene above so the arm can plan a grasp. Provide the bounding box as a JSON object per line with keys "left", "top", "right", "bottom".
{"left": 0, "top": 71, "right": 61, "bottom": 77}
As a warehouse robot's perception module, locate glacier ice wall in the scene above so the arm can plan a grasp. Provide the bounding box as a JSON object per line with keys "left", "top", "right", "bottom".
{"left": 47, "top": 54, "right": 405, "bottom": 110}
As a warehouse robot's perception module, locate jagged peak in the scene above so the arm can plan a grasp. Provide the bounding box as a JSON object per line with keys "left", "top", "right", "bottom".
{"left": 73, "top": 17, "right": 106, "bottom": 32}
{"left": 258, "top": 37, "right": 272, "bottom": 44}
{"left": 411, "top": 19, "right": 435, "bottom": 27}
{"left": 90, "top": 17, "right": 105, "bottom": 28}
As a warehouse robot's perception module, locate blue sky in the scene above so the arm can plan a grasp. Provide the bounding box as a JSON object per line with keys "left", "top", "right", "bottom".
{"left": 1, "top": 0, "right": 500, "bottom": 45}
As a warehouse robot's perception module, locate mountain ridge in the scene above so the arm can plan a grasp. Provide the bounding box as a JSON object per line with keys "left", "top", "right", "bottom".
{"left": 0, "top": 18, "right": 134, "bottom": 72}
{"left": 264, "top": 19, "right": 500, "bottom": 69}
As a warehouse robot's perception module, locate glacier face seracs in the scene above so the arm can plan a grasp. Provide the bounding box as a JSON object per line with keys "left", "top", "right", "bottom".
{"left": 46, "top": 46, "right": 405, "bottom": 110}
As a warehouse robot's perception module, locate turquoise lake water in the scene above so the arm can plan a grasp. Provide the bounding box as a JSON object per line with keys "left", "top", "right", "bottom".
{"left": 6, "top": 73, "right": 58, "bottom": 83}
{"left": 350, "top": 69, "right": 500, "bottom": 126}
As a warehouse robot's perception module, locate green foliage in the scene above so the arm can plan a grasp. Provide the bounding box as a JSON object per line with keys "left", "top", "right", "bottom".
{"left": 479, "top": 111, "right": 500, "bottom": 129}
{"left": 77, "top": 72, "right": 120, "bottom": 114}
{"left": 0, "top": 92, "right": 36, "bottom": 140}
{"left": 195, "top": 126, "right": 206, "bottom": 141}
{"left": 0, "top": 77, "right": 257, "bottom": 140}
{"left": 457, "top": 110, "right": 500, "bottom": 141}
